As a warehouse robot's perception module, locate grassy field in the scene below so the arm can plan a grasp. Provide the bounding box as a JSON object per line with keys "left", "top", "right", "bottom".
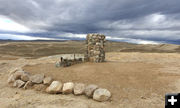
{"left": 0, "top": 40, "right": 180, "bottom": 58}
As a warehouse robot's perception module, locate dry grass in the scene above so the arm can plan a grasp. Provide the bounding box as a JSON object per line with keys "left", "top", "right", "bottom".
{"left": 0, "top": 41, "right": 180, "bottom": 59}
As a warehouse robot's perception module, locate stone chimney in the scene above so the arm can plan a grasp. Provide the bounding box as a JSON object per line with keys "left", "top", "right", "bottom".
{"left": 86, "top": 34, "right": 106, "bottom": 62}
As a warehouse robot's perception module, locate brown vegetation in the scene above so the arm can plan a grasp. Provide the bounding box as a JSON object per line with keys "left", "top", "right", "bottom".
{"left": 0, "top": 41, "right": 180, "bottom": 59}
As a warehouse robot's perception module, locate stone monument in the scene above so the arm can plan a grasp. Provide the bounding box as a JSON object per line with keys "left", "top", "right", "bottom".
{"left": 86, "top": 34, "right": 106, "bottom": 62}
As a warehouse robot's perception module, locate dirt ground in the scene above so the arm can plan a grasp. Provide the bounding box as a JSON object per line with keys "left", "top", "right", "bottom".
{"left": 1, "top": 51, "right": 180, "bottom": 108}
{"left": 1, "top": 41, "right": 180, "bottom": 108}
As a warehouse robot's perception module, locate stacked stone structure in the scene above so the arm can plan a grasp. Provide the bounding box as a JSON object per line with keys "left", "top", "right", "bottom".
{"left": 56, "top": 34, "right": 106, "bottom": 67}
{"left": 86, "top": 34, "right": 106, "bottom": 62}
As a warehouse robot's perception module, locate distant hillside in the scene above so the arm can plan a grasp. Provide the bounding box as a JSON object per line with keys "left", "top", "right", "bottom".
{"left": 0, "top": 40, "right": 180, "bottom": 58}
{"left": 105, "top": 41, "right": 180, "bottom": 53}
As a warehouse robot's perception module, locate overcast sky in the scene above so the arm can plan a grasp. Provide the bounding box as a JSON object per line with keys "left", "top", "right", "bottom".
{"left": 0, "top": 0, "right": 180, "bottom": 44}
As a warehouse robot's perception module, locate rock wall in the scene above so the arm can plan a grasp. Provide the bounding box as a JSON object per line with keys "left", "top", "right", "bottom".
{"left": 86, "top": 34, "right": 106, "bottom": 62}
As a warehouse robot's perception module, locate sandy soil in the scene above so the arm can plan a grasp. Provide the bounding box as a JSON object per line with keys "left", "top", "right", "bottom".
{"left": 1, "top": 52, "right": 180, "bottom": 108}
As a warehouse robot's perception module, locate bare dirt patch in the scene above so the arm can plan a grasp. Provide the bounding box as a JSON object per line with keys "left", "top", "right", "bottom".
{"left": 0, "top": 56, "right": 18, "bottom": 60}
{"left": 23, "top": 58, "right": 180, "bottom": 107}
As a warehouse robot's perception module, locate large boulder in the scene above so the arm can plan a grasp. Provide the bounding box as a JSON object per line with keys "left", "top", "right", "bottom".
{"left": 43, "top": 77, "right": 53, "bottom": 85}
{"left": 20, "top": 72, "right": 30, "bottom": 82}
{"left": 62, "top": 82, "right": 74, "bottom": 94}
{"left": 13, "top": 80, "right": 25, "bottom": 88}
{"left": 84, "top": 84, "right": 98, "bottom": 98}
{"left": 93, "top": 88, "right": 111, "bottom": 102}
{"left": 30, "top": 74, "right": 44, "bottom": 84}
{"left": 73, "top": 83, "right": 85, "bottom": 95}
{"left": 46, "top": 81, "right": 63, "bottom": 94}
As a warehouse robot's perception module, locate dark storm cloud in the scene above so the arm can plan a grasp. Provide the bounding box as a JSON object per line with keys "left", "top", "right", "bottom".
{"left": 0, "top": 0, "right": 180, "bottom": 43}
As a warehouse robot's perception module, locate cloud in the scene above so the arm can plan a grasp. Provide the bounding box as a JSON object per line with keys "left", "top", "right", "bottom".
{"left": 0, "top": 34, "right": 64, "bottom": 40}
{"left": 0, "top": 0, "right": 180, "bottom": 44}
{"left": 0, "top": 15, "right": 30, "bottom": 32}
{"left": 106, "top": 36, "right": 160, "bottom": 44}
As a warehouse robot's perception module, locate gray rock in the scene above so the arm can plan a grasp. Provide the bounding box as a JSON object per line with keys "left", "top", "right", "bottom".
{"left": 14, "top": 70, "right": 24, "bottom": 79}
{"left": 46, "top": 81, "right": 63, "bottom": 94}
{"left": 93, "top": 88, "right": 111, "bottom": 102}
{"left": 30, "top": 74, "right": 44, "bottom": 84}
{"left": 21, "top": 72, "right": 30, "bottom": 82}
{"left": 13, "top": 80, "right": 25, "bottom": 88}
{"left": 23, "top": 81, "right": 33, "bottom": 89}
{"left": 73, "top": 83, "right": 85, "bottom": 95}
{"left": 55, "top": 62, "right": 60, "bottom": 67}
{"left": 62, "top": 82, "right": 74, "bottom": 94}
{"left": 43, "top": 77, "right": 53, "bottom": 85}
{"left": 7, "top": 70, "right": 25, "bottom": 84}
{"left": 84, "top": 84, "right": 98, "bottom": 98}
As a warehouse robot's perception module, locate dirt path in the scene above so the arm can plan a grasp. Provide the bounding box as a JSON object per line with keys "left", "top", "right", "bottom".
{"left": 1, "top": 52, "right": 180, "bottom": 108}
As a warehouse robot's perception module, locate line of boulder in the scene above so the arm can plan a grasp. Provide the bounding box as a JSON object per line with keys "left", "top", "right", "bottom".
{"left": 7, "top": 69, "right": 111, "bottom": 102}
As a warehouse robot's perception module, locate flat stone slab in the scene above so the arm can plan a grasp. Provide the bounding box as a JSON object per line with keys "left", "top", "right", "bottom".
{"left": 30, "top": 74, "right": 45, "bottom": 84}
